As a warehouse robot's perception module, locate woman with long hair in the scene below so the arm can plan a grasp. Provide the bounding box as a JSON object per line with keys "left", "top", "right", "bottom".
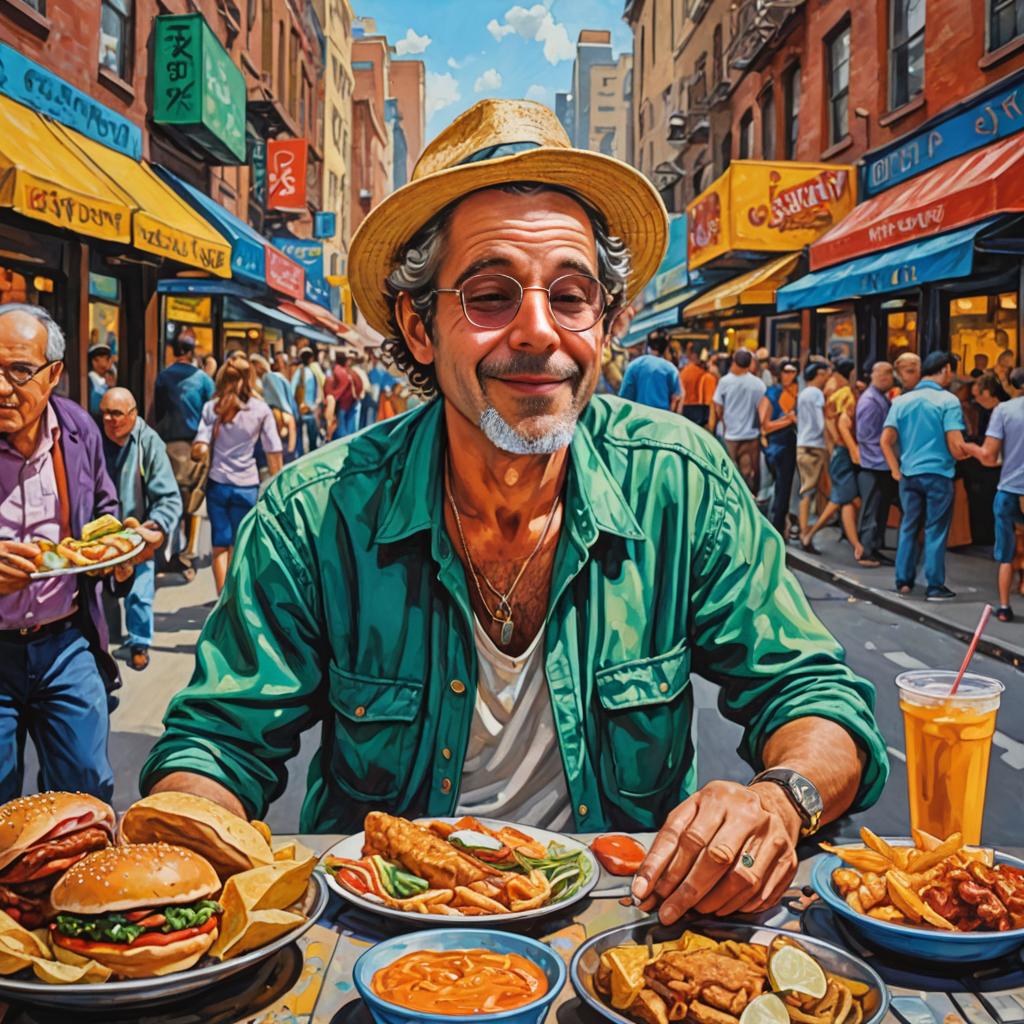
{"left": 192, "top": 355, "right": 283, "bottom": 593}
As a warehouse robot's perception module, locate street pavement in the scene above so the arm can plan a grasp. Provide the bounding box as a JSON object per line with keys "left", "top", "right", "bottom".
{"left": 22, "top": 561, "right": 1024, "bottom": 846}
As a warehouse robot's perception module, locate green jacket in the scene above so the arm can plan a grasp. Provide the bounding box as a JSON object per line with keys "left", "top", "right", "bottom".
{"left": 140, "top": 397, "right": 888, "bottom": 834}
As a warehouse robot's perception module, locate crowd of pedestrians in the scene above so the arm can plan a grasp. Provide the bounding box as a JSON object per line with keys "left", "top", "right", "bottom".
{"left": 607, "top": 329, "right": 1024, "bottom": 621}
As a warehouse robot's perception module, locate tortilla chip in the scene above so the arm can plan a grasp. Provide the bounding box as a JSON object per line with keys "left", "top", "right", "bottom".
{"left": 604, "top": 946, "right": 649, "bottom": 1010}
{"left": 31, "top": 958, "right": 112, "bottom": 985}
{"left": 0, "top": 915, "right": 110, "bottom": 984}
{"left": 210, "top": 909, "right": 305, "bottom": 961}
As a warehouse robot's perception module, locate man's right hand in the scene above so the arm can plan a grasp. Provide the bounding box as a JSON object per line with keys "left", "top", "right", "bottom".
{"left": 148, "top": 771, "right": 248, "bottom": 819}
{"left": 0, "top": 541, "right": 40, "bottom": 595}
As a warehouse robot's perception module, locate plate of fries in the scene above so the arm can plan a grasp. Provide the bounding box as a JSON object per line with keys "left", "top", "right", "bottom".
{"left": 321, "top": 813, "right": 597, "bottom": 924}
{"left": 571, "top": 918, "right": 889, "bottom": 1024}
{"left": 811, "top": 827, "right": 1024, "bottom": 963}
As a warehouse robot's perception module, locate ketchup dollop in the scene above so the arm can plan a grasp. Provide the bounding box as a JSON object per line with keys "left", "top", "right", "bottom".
{"left": 591, "top": 833, "right": 646, "bottom": 876}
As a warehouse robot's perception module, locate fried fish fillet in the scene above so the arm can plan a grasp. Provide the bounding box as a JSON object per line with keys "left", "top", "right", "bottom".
{"left": 362, "top": 813, "right": 500, "bottom": 889}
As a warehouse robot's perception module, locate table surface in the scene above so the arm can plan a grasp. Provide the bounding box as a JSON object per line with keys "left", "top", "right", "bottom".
{"left": 3, "top": 837, "right": 1024, "bottom": 1024}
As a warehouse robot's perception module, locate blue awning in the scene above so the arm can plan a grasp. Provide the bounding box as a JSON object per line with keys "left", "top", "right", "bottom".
{"left": 777, "top": 218, "right": 1001, "bottom": 312}
{"left": 620, "top": 305, "right": 681, "bottom": 347}
{"left": 158, "top": 279, "right": 260, "bottom": 297}
{"left": 154, "top": 167, "right": 267, "bottom": 286}
{"left": 243, "top": 300, "right": 306, "bottom": 328}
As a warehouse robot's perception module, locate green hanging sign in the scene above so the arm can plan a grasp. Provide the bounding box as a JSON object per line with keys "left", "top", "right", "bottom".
{"left": 152, "top": 14, "right": 246, "bottom": 164}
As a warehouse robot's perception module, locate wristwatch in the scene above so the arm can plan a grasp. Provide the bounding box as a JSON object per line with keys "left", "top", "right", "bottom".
{"left": 749, "top": 768, "right": 824, "bottom": 837}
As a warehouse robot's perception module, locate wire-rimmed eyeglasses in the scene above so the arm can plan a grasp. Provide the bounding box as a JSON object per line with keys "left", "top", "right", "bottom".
{"left": 432, "top": 272, "right": 615, "bottom": 332}
{"left": 0, "top": 360, "right": 61, "bottom": 388}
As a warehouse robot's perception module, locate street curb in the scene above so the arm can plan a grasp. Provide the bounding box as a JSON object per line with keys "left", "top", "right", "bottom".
{"left": 787, "top": 549, "right": 1024, "bottom": 670}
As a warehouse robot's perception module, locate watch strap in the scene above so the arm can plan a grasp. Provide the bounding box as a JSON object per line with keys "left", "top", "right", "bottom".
{"left": 749, "top": 768, "right": 824, "bottom": 837}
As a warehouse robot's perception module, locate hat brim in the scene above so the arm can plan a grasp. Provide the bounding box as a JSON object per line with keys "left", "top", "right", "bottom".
{"left": 348, "top": 147, "right": 669, "bottom": 339}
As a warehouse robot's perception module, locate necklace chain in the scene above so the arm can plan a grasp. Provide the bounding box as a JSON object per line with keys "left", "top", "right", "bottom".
{"left": 444, "top": 458, "right": 561, "bottom": 646}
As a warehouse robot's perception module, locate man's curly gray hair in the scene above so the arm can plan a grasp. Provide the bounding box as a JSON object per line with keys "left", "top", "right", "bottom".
{"left": 383, "top": 182, "right": 631, "bottom": 399}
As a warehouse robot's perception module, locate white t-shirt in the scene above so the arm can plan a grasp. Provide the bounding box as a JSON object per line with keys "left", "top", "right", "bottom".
{"left": 455, "top": 618, "right": 572, "bottom": 831}
{"left": 713, "top": 371, "right": 766, "bottom": 441}
{"left": 797, "top": 387, "right": 826, "bottom": 448}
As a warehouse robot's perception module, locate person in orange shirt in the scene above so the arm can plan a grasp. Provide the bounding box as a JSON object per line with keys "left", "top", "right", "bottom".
{"left": 679, "top": 347, "right": 715, "bottom": 430}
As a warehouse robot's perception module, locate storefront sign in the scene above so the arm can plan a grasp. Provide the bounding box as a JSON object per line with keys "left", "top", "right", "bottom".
{"left": 313, "top": 211, "right": 337, "bottom": 240}
{"left": 0, "top": 44, "right": 142, "bottom": 159}
{"left": 165, "top": 296, "right": 212, "bottom": 324}
{"left": 135, "top": 213, "right": 231, "bottom": 276}
{"left": 273, "top": 236, "right": 329, "bottom": 307}
{"left": 267, "top": 139, "right": 309, "bottom": 211}
{"left": 687, "top": 161, "right": 856, "bottom": 270}
{"left": 811, "top": 133, "right": 1024, "bottom": 270}
{"left": 5, "top": 169, "right": 129, "bottom": 241}
{"left": 153, "top": 14, "right": 246, "bottom": 164}
{"left": 265, "top": 247, "right": 305, "bottom": 300}
{"left": 88, "top": 273, "right": 120, "bottom": 302}
{"left": 864, "top": 69, "right": 1024, "bottom": 196}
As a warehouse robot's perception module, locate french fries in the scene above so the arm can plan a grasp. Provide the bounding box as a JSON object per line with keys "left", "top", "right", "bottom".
{"left": 824, "top": 828, "right": 1023, "bottom": 933}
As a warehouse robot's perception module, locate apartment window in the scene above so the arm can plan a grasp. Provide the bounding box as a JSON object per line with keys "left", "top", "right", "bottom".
{"left": 890, "top": 0, "right": 925, "bottom": 109}
{"left": 639, "top": 26, "right": 645, "bottom": 97}
{"left": 738, "top": 109, "right": 754, "bottom": 158}
{"left": 692, "top": 53, "right": 708, "bottom": 107}
{"left": 100, "top": 0, "right": 133, "bottom": 80}
{"left": 991, "top": 0, "right": 1024, "bottom": 49}
{"left": 712, "top": 24, "right": 723, "bottom": 86}
{"left": 783, "top": 63, "right": 801, "bottom": 159}
{"left": 760, "top": 85, "right": 775, "bottom": 159}
{"left": 277, "top": 22, "right": 286, "bottom": 99}
{"left": 827, "top": 22, "right": 851, "bottom": 146}
{"left": 261, "top": 0, "right": 273, "bottom": 70}
{"left": 290, "top": 30, "right": 301, "bottom": 118}
{"left": 720, "top": 130, "right": 732, "bottom": 172}
{"left": 18, "top": 0, "right": 45, "bottom": 10}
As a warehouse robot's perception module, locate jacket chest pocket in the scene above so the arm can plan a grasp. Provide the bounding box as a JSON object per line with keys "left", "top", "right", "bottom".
{"left": 328, "top": 665, "right": 424, "bottom": 801}
{"left": 595, "top": 646, "right": 692, "bottom": 799}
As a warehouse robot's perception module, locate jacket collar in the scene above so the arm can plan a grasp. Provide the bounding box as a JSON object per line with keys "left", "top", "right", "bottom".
{"left": 373, "top": 399, "right": 645, "bottom": 546}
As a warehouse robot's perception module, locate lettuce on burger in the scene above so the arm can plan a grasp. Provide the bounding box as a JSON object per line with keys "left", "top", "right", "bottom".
{"left": 49, "top": 843, "right": 222, "bottom": 978}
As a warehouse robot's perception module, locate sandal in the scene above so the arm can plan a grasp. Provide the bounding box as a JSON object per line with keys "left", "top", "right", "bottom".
{"left": 995, "top": 606, "right": 1014, "bottom": 623}
{"left": 129, "top": 646, "right": 150, "bottom": 671}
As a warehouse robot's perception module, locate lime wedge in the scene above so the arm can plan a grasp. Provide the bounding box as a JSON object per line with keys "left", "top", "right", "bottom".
{"left": 768, "top": 945, "right": 828, "bottom": 999}
{"left": 739, "top": 993, "right": 790, "bottom": 1024}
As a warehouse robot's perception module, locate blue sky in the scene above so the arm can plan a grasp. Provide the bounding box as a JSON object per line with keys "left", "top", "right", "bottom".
{"left": 355, "top": 0, "right": 633, "bottom": 142}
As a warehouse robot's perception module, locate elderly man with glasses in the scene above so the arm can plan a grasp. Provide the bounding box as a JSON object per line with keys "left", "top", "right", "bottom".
{"left": 142, "top": 101, "right": 888, "bottom": 926}
{"left": 0, "top": 305, "right": 160, "bottom": 803}
{"left": 99, "top": 388, "right": 182, "bottom": 672}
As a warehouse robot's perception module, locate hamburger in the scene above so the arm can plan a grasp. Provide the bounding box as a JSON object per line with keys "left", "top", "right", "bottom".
{"left": 0, "top": 792, "right": 115, "bottom": 928}
{"left": 118, "top": 792, "right": 274, "bottom": 880}
{"left": 49, "top": 844, "right": 222, "bottom": 978}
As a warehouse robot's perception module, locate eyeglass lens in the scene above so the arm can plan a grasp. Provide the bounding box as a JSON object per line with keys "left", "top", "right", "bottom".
{"left": 459, "top": 273, "right": 605, "bottom": 331}
{"left": 0, "top": 364, "right": 46, "bottom": 387}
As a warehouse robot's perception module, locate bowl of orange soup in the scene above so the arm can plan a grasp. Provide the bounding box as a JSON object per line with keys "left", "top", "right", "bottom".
{"left": 353, "top": 929, "right": 566, "bottom": 1023}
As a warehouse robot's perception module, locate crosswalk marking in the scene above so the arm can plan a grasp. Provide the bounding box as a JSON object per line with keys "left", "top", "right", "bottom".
{"left": 886, "top": 746, "right": 907, "bottom": 763}
{"left": 993, "top": 731, "right": 1024, "bottom": 771}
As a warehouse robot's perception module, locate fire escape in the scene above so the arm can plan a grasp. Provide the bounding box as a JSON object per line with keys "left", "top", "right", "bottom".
{"left": 726, "top": 0, "right": 805, "bottom": 71}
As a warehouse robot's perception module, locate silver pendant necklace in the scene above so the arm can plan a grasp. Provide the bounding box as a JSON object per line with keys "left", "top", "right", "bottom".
{"left": 444, "top": 458, "right": 561, "bottom": 647}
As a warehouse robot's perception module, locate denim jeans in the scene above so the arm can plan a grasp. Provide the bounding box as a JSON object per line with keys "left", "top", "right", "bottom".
{"left": 858, "top": 468, "right": 897, "bottom": 555}
{"left": 300, "top": 413, "right": 319, "bottom": 453}
{"left": 0, "top": 626, "right": 113, "bottom": 802}
{"left": 764, "top": 442, "right": 797, "bottom": 535}
{"left": 125, "top": 560, "right": 155, "bottom": 647}
{"left": 206, "top": 479, "right": 259, "bottom": 548}
{"left": 331, "top": 403, "right": 361, "bottom": 440}
{"left": 896, "top": 473, "right": 955, "bottom": 589}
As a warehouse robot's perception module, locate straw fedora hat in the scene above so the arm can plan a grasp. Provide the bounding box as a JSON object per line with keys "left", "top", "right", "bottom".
{"left": 348, "top": 99, "right": 669, "bottom": 339}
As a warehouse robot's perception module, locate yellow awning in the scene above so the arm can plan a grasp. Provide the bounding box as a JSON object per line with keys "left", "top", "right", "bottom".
{"left": 684, "top": 253, "right": 802, "bottom": 317}
{"left": 0, "top": 94, "right": 131, "bottom": 242}
{"left": 53, "top": 124, "right": 232, "bottom": 278}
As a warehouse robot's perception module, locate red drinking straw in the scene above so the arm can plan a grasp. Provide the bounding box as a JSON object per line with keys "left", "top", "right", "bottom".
{"left": 949, "top": 604, "right": 993, "bottom": 696}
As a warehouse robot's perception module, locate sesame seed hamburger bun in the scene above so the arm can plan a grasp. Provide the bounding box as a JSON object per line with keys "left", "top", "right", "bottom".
{"left": 49, "top": 844, "right": 222, "bottom": 979}
{"left": 0, "top": 792, "right": 115, "bottom": 873}
{"left": 118, "top": 793, "right": 274, "bottom": 880}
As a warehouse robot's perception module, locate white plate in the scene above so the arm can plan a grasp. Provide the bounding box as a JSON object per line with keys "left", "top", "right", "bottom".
{"left": 30, "top": 536, "right": 145, "bottom": 579}
{"left": 322, "top": 816, "right": 599, "bottom": 925}
{"left": 0, "top": 872, "right": 328, "bottom": 1009}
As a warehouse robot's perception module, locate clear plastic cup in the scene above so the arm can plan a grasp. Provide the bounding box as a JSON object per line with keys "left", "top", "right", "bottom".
{"left": 895, "top": 670, "right": 1003, "bottom": 845}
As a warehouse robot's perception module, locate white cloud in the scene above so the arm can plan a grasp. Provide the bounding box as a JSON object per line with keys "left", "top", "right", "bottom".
{"left": 488, "top": 4, "right": 574, "bottom": 64}
{"left": 474, "top": 68, "right": 503, "bottom": 93}
{"left": 525, "top": 83, "right": 548, "bottom": 102}
{"left": 447, "top": 56, "right": 463, "bottom": 69}
{"left": 426, "top": 71, "right": 461, "bottom": 117}
{"left": 394, "top": 27, "right": 431, "bottom": 55}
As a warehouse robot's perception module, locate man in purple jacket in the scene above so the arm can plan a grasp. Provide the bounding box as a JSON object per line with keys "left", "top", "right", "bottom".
{"left": 855, "top": 361, "right": 897, "bottom": 565}
{"left": 0, "top": 305, "right": 160, "bottom": 802}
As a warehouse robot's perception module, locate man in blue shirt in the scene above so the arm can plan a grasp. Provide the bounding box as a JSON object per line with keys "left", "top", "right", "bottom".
{"left": 153, "top": 332, "right": 214, "bottom": 578}
{"left": 970, "top": 367, "right": 1024, "bottom": 621}
{"left": 881, "top": 352, "right": 973, "bottom": 601}
{"left": 619, "top": 330, "right": 681, "bottom": 411}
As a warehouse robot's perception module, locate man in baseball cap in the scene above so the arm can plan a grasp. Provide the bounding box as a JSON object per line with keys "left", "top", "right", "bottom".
{"left": 143, "top": 99, "right": 887, "bottom": 926}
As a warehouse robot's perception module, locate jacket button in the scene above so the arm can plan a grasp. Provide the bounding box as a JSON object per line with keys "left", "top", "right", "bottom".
{"left": 578, "top": 803, "right": 588, "bottom": 817}
{"left": 354, "top": 706, "right": 366, "bottom": 717}
{"left": 442, "top": 747, "right": 452, "bottom": 760}
{"left": 450, "top": 679, "right": 466, "bottom": 695}
{"left": 441, "top": 777, "right": 452, "bottom": 794}
{"left": 658, "top": 682, "right": 669, "bottom": 693}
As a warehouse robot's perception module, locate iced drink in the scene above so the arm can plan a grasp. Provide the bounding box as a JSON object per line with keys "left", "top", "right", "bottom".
{"left": 896, "top": 670, "right": 1003, "bottom": 845}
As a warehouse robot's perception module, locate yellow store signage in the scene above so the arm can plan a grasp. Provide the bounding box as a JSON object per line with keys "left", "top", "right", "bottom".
{"left": 10, "top": 170, "right": 129, "bottom": 240}
{"left": 687, "top": 161, "right": 857, "bottom": 270}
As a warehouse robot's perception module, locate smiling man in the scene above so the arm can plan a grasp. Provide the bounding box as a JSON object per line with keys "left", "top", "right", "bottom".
{"left": 141, "top": 101, "right": 888, "bottom": 924}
